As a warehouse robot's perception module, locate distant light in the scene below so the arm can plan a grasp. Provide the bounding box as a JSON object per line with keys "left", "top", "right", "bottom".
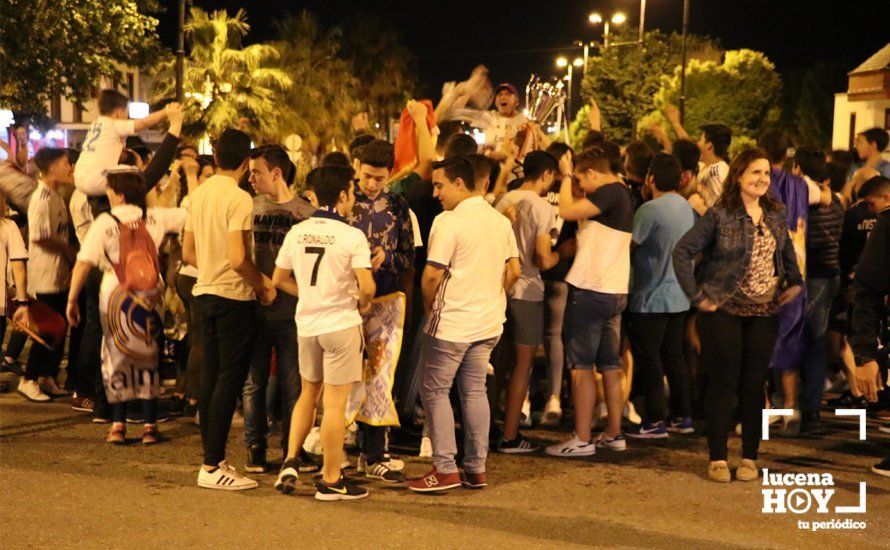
{"left": 45, "top": 129, "right": 64, "bottom": 140}
{"left": 29, "top": 130, "right": 41, "bottom": 140}
{"left": 612, "top": 12, "right": 627, "bottom": 24}
{"left": 129, "top": 102, "right": 149, "bottom": 119}
{"left": 0, "top": 110, "right": 14, "bottom": 130}
{"left": 556, "top": 56, "right": 568, "bottom": 68}
{"left": 588, "top": 13, "right": 603, "bottom": 24}
{"left": 374, "top": 123, "right": 380, "bottom": 128}
{"left": 471, "top": 128, "right": 486, "bottom": 146}
{"left": 572, "top": 58, "right": 584, "bottom": 67}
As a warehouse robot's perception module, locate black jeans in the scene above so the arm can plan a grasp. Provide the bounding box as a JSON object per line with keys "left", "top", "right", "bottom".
{"left": 626, "top": 311, "right": 691, "bottom": 422}
{"left": 197, "top": 295, "right": 257, "bottom": 466}
{"left": 360, "top": 423, "right": 387, "bottom": 464}
{"left": 73, "top": 268, "right": 103, "bottom": 398}
{"left": 174, "top": 274, "right": 202, "bottom": 399}
{"left": 698, "top": 310, "right": 778, "bottom": 461}
{"left": 243, "top": 314, "right": 300, "bottom": 451}
{"left": 25, "top": 291, "right": 68, "bottom": 381}
{"left": 113, "top": 399, "right": 158, "bottom": 424}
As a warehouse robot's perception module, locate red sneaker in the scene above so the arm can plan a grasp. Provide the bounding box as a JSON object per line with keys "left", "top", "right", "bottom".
{"left": 407, "top": 468, "right": 462, "bottom": 493}
{"left": 462, "top": 471, "right": 487, "bottom": 489}
{"left": 142, "top": 424, "right": 161, "bottom": 445}
{"left": 106, "top": 423, "right": 126, "bottom": 445}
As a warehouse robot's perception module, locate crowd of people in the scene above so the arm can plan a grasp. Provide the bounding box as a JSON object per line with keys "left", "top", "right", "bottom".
{"left": 1, "top": 73, "right": 888, "bottom": 501}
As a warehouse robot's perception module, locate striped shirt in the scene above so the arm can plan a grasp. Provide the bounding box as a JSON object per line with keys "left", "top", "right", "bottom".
{"left": 565, "top": 183, "right": 634, "bottom": 295}
{"left": 27, "top": 182, "right": 70, "bottom": 294}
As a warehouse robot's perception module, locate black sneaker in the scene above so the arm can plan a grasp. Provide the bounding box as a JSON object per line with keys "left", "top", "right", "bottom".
{"left": 315, "top": 477, "right": 369, "bottom": 501}
{"left": 1, "top": 357, "right": 24, "bottom": 375}
{"left": 800, "top": 413, "right": 827, "bottom": 436}
{"left": 826, "top": 391, "right": 866, "bottom": 409}
{"left": 245, "top": 444, "right": 269, "bottom": 473}
{"left": 364, "top": 461, "right": 405, "bottom": 483}
{"left": 298, "top": 448, "right": 320, "bottom": 473}
{"left": 275, "top": 458, "right": 299, "bottom": 494}
{"left": 872, "top": 456, "right": 890, "bottom": 478}
{"left": 169, "top": 396, "right": 185, "bottom": 417}
{"left": 497, "top": 434, "right": 540, "bottom": 454}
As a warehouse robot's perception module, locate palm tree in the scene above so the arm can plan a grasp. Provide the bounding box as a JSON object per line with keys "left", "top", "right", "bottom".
{"left": 271, "top": 12, "right": 362, "bottom": 156}
{"left": 151, "top": 8, "right": 291, "bottom": 141}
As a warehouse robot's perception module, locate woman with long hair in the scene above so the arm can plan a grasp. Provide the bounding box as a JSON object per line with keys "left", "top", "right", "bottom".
{"left": 66, "top": 168, "right": 186, "bottom": 444}
{"left": 673, "top": 147, "right": 803, "bottom": 483}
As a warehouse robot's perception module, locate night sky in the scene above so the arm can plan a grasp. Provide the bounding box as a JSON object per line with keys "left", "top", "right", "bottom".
{"left": 157, "top": 0, "right": 890, "bottom": 100}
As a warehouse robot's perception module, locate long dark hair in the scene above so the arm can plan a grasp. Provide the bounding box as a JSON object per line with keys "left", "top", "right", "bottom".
{"left": 107, "top": 170, "right": 148, "bottom": 218}
{"left": 714, "top": 147, "right": 783, "bottom": 214}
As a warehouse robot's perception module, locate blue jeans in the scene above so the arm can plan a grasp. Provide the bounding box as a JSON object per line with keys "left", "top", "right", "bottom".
{"left": 243, "top": 315, "right": 300, "bottom": 450}
{"left": 800, "top": 277, "right": 840, "bottom": 415}
{"left": 420, "top": 334, "right": 499, "bottom": 474}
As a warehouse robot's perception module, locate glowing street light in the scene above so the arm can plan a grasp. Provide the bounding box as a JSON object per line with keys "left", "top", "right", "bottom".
{"left": 588, "top": 10, "right": 626, "bottom": 49}
{"left": 556, "top": 56, "right": 568, "bottom": 68}
{"left": 557, "top": 57, "right": 585, "bottom": 120}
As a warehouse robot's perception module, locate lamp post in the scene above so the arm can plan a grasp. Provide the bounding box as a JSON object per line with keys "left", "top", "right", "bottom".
{"left": 679, "top": 0, "right": 690, "bottom": 124}
{"left": 557, "top": 56, "right": 584, "bottom": 120}
{"left": 176, "top": 0, "right": 187, "bottom": 103}
{"left": 588, "top": 11, "right": 626, "bottom": 50}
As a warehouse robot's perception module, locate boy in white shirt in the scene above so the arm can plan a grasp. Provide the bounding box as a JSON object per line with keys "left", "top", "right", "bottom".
{"left": 20, "top": 148, "right": 76, "bottom": 402}
{"left": 272, "top": 165, "right": 376, "bottom": 501}
{"left": 74, "top": 89, "right": 172, "bottom": 201}
{"left": 408, "top": 157, "right": 520, "bottom": 493}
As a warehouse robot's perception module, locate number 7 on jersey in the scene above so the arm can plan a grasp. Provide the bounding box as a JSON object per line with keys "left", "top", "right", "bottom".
{"left": 306, "top": 246, "right": 326, "bottom": 286}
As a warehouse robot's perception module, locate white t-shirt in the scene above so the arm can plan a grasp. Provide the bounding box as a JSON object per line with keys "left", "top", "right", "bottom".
{"left": 495, "top": 189, "right": 555, "bottom": 301}
{"left": 425, "top": 196, "right": 519, "bottom": 343}
{"left": 482, "top": 111, "right": 527, "bottom": 152}
{"left": 77, "top": 204, "right": 186, "bottom": 285}
{"left": 74, "top": 116, "right": 137, "bottom": 196}
{"left": 70, "top": 189, "right": 93, "bottom": 244}
{"left": 697, "top": 160, "right": 729, "bottom": 208}
{"left": 275, "top": 211, "right": 372, "bottom": 338}
{"left": 177, "top": 195, "right": 199, "bottom": 278}
{"left": 409, "top": 208, "right": 423, "bottom": 248}
{"left": 0, "top": 218, "right": 28, "bottom": 315}
{"left": 27, "top": 182, "right": 71, "bottom": 294}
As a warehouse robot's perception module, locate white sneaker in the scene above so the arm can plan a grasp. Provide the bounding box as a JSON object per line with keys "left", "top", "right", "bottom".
{"left": 18, "top": 379, "right": 50, "bottom": 402}
{"left": 595, "top": 432, "right": 627, "bottom": 452}
{"left": 623, "top": 402, "right": 641, "bottom": 425}
{"left": 520, "top": 395, "right": 532, "bottom": 428}
{"left": 541, "top": 395, "right": 562, "bottom": 428}
{"left": 419, "top": 436, "right": 433, "bottom": 458}
{"left": 303, "top": 426, "right": 323, "bottom": 455}
{"left": 38, "top": 377, "right": 68, "bottom": 397}
{"left": 344, "top": 422, "right": 358, "bottom": 448}
{"left": 545, "top": 435, "right": 596, "bottom": 457}
{"left": 197, "top": 461, "right": 258, "bottom": 491}
{"left": 357, "top": 453, "right": 405, "bottom": 472}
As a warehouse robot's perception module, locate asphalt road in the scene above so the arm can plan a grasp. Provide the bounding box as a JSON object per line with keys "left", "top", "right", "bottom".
{"left": 1, "top": 391, "right": 888, "bottom": 549}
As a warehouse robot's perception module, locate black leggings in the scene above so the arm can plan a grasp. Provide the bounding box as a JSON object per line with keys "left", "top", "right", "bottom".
{"left": 112, "top": 399, "right": 158, "bottom": 424}
{"left": 698, "top": 310, "right": 778, "bottom": 461}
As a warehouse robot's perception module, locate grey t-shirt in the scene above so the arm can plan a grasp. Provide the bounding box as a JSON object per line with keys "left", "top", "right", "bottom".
{"left": 495, "top": 189, "right": 556, "bottom": 301}
{"left": 253, "top": 194, "right": 316, "bottom": 321}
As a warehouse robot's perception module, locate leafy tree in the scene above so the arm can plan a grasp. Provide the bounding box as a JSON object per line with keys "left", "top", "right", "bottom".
{"left": 339, "top": 15, "right": 418, "bottom": 131}
{"left": 0, "top": 0, "right": 161, "bottom": 118}
{"left": 150, "top": 8, "right": 292, "bottom": 141}
{"left": 576, "top": 30, "right": 721, "bottom": 144}
{"left": 642, "top": 49, "right": 782, "bottom": 143}
{"left": 271, "top": 13, "right": 362, "bottom": 156}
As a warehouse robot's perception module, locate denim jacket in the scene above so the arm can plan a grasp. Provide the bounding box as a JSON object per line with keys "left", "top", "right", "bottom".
{"left": 672, "top": 205, "right": 803, "bottom": 307}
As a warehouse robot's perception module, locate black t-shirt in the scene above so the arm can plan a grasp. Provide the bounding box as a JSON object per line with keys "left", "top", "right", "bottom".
{"left": 586, "top": 182, "right": 635, "bottom": 232}
{"left": 839, "top": 201, "right": 877, "bottom": 286}
{"left": 405, "top": 177, "right": 442, "bottom": 275}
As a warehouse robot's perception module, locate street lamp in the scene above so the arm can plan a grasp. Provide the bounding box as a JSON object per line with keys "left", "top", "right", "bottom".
{"left": 588, "top": 11, "right": 627, "bottom": 49}
{"left": 557, "top": 57, "right": 584, "bottom": 120}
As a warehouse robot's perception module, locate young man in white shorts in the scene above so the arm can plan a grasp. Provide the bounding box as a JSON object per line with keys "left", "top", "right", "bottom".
{"left": 272, "top": 165, "right": 376, "bottom": 501}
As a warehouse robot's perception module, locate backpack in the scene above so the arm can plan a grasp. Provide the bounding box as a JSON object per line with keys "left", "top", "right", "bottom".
{"left": 108, "top": 213, "right": 160, "bottom": 292}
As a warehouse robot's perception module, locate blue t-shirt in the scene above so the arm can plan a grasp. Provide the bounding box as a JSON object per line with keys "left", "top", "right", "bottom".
{"left": 629, "top": 193, "right": 695, "bottom": 313}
